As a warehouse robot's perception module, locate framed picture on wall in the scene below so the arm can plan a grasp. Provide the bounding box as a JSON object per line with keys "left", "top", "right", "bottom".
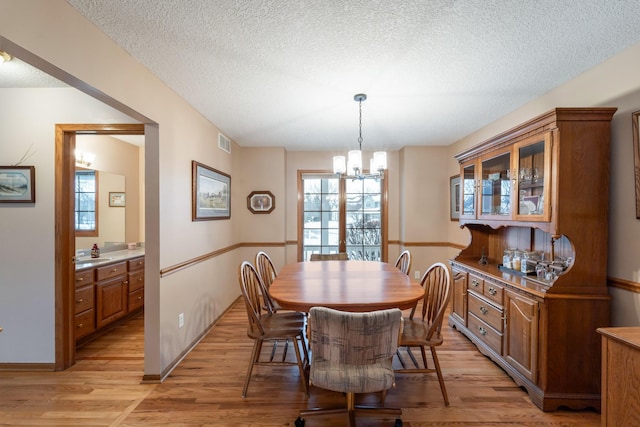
{"left": 450, "top": 175, "right": 460, "bottom": 221}
{"left": 247, "top": 190, "right": 275, "bottom": 214}
{"left": 192, "top": 160, "right": 231, "bottom": 220}
{"left": 0, "top": 166, "right": 35, "bottom": 203}
{"left": 109, "top": 192, "right": 126, "bottom": 207}
{"left": 633, "top": 110, "right": 640, "bottom": 219}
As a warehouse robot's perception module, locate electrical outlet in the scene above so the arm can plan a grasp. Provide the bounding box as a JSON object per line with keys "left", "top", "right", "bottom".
{"left": 178, "top": 313, "right": 184, "bottom": 328}
{"left": 414, "top": 271, "right": 421, "bottom": 279}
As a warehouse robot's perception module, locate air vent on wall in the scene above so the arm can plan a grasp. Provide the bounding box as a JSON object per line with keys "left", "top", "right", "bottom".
{"left": 218, "top": 133, "right": 231, "bottom": 154}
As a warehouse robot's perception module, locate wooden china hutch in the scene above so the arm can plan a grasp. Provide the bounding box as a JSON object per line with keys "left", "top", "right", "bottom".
{"left": 448, "top": 107, "right": 616, "bottom": 411}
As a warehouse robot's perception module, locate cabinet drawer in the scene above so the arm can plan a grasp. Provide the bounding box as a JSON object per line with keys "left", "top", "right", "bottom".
{"left": 75, "top": 285, "right": 94, "bottom": 314}
{"left": 468, "top": 312, "right": 502, "bottom": 355}
{"left": 74, "top": 309, "right": 95, "bottom": 339}
{"left": 75, "top": 269, "right": 95, "bottom": 287}
{"left": 128, "top": 288, "right": 144, "bottom": 312}
{"left": 128, "top": 256, "right": 145, "bottom": 272}
{"left": 468, "top": 273, "right": 484, "bottom": 293}
{"left": 128, "top": 270, "right": 144, "bottom": 292}
{"left": 468, "top": 292, "right": 503, "bottom": 332}
{"left": 96, "top": 261, "right": 127, "bottom": 281}
{"left": 483, "top": 281, "right": 504, "bottom": 306}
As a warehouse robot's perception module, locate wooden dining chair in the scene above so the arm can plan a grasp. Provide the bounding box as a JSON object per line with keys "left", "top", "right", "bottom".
{"left": 297, "top": 306, "right": 403, "bottom": 426}
{"left": 238, "top": 261, "right": 309, "bottom": 398}
{"left": 394, "top": 250, "right": 411, "bottom": 275}
{"left": 309, "top": 252, "right": 349, "bottom": 261}
{"left": 255, "top": 251, "right": 281, "bottom": 312}
{"left": 395, "top": 262, "right": 452, "bottom": 406}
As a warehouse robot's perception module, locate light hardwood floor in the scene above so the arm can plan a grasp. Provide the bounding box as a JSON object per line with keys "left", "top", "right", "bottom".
{"left": 0, "top": 299, "right": 600, "bottom": 426}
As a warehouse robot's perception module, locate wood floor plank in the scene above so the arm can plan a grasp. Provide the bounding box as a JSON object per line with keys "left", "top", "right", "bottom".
{"left": 0, "top": 299, "right": 600, "bottom": 426}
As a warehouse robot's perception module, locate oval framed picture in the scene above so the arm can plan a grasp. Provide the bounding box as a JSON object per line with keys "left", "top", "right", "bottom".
{"left": 247, "top": 190, "right": 275, "bottom": 214}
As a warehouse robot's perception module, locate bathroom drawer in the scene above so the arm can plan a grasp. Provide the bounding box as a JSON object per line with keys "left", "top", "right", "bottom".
{"left": 74, "top": 284, "right": 94, "bottom": 314}
{"left": 75, "top": 269, "right": 95, "bottom": 287}
{"left": 128, "top": 256, "right": 145, "bottom": 272}
{"left": 74, "top": 309, "right": 95, "bottom": 339}
{"left": 96, "top": 261, "right": 127, "bottom": 281}
{"left": 128, "top": 288, "right": 144, "bottom": 312}
{"left": 128, "top": 270, "right": 144, "bottom": 292}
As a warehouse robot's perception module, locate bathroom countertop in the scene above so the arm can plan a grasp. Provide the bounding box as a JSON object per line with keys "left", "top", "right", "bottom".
{"left": 75, "top": 248, "right": 145, "bottom": 270}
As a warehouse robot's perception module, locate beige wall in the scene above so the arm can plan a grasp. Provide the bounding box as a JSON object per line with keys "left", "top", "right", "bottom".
{"left": 1, "top": 0, "right": 639, "bottom": 377}
{"left": 445, "top": 43, "right": 640, "bottom": 326}
{"left": 0, "top": 1, "right": 241, "bottom": 375}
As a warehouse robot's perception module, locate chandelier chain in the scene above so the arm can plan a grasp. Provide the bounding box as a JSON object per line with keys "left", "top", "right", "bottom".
{"left": 358, "top": 98, "right": 363, "bottom": 150}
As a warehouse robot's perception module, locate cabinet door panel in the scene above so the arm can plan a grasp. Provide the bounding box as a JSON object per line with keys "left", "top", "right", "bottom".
{"left": 504, "top": 290, "right": 538, "bottom": 382}
{"left": 514, "top": 132, "right": 552, "bottom": 222}
{"left": 451, "top": 268, "right": 467, "bottom": 325}
{"left": 479, "top": 149, "right": 512, "bottom": 219}
{"left": 96, "top": 276, "right": 128, "bottom": 328}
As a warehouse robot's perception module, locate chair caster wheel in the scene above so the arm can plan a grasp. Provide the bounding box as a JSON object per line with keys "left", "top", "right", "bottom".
{"left": 295, "top": 416, "right": 305, "bottom": 426}
{"left": 394, "top": 419, "right": 403, "bottom": 427}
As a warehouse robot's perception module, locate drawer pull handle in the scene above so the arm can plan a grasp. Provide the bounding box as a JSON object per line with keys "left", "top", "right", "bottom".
{"left": 138, "top": 261, "right": 143, "bottom": 265}
{"left": 76, "top": 298, "right": 84, "bottom": 304}
{"left": 472, "top": 280, "right": 479, "bottom": 287}
{"left": 124, "top": 280, "right": 129, "bottom": 285}
{"left": 76, "top": 323, "right": 83, "bottom": 328}
{"left": 137, "top": 296, "right": 142, "bottom": 301}
{"left": 488, "top": 287, "right": 497, "bottom": 295}
{"left": 77, "top": 277, "right": 84, "bottom": 282}
{"left": 138, "top": 278, "right": 143, "bottom": 282}
{"left": 479, "top": 306, "right": 488, "bottom": 315}
{"left": 478, "top": 326, "right": 487, "bottom": 336}
{"left": 112, "top": 268, "right": 118, "bottom": 272}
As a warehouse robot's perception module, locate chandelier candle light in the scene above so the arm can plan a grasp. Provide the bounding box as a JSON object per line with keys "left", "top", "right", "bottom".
{"left": 333, "top": 94, "right": 387, "bottom": 179}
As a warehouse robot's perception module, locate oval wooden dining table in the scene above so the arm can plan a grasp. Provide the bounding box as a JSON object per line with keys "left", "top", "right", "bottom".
{"left": 269, "top": 260, "right": 424, "bottom": 312}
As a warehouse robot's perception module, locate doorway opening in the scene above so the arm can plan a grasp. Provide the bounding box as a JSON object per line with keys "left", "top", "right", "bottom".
{"left": 55, "top": 123, "right": 144, "bottom": 370}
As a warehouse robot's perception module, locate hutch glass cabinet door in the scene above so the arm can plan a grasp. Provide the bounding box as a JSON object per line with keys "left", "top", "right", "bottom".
{"left": 479, "top": 150, "right": 512, "bottom": 219}
{"left": 460, "top": 162, "right": 476, "bottom": 219}
{"left": 514, "top": 133, "right": 551, "bottom": 221}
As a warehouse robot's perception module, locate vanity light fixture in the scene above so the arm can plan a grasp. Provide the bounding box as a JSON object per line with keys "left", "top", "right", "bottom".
{"left": 75, "top": 151, "right": 96, "bottom": 168}
{"left": 0, "top": 51, "right": 12, "bottom": 64}
{"left": 332, "top": 93, "right": 387, "bottom": 180}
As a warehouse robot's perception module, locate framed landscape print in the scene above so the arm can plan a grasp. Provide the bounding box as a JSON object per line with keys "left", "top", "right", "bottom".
{"left": 0, "top": 166, "right": 35, "bottom": 203}
{"left": 192, "top": 161, "right": 231, "bottom": 220}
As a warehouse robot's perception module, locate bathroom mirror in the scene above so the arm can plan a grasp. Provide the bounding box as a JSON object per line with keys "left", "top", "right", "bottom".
{"left": 75, "top": 170, "right": 126, "bottom": 249}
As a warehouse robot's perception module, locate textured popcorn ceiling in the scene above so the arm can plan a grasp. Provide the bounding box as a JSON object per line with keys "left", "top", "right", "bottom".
{"left": 45, "top": 1, "right": 640, "bottom": 149}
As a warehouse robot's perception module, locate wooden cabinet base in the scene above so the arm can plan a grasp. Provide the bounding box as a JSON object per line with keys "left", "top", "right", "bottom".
{"left": 75, "top": 256, "right": 144, "bottom": 346}
{"left": 450, "top": 314, "right": 601, "bottom": 412}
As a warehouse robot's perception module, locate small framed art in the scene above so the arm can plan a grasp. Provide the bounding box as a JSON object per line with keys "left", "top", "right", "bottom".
{"left": 247, "top": 190, "right": 275, "bottom": 214}
{"left": 109, "top": 192, "right": 126, "bottom": 207}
